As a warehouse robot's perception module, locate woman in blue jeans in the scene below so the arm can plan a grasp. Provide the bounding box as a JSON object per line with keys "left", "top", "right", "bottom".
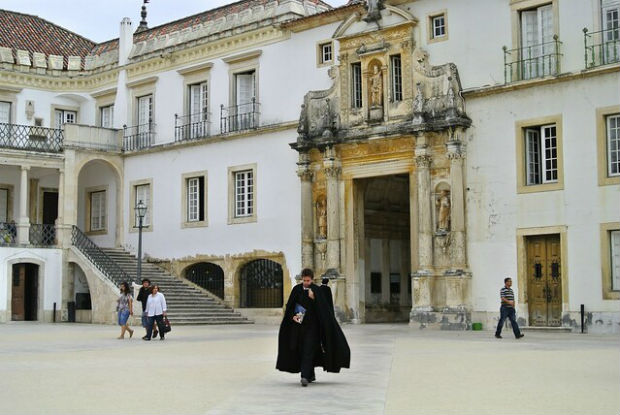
{"left": 116, "top": 281, "right": 134, "bottom": 339}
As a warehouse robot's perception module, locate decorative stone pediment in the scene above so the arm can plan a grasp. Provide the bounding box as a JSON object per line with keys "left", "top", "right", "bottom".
{"left": 333, "top": 3, "right": 416, "bottom": 39}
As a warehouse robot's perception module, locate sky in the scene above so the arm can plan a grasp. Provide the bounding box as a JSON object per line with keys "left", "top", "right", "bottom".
{"left": 1, "top": 0, "right": 349, "bottom": 43}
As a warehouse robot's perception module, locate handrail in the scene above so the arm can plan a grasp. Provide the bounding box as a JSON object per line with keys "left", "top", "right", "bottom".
{"left": 584, "top": 27, "right": 620, "bottom": 69}
{"left": 220, "top": 98, "right": 260, "bottom": 134}
{"left": 503, "top": 35, "right": 562, "bottom": 83}
{"left": 174, "top": 112, "right": 211, "bottom": 142}
{"left": 0, "top": 222, "right": 17, "bottom": 246}
{"left": 71, "top": 225, "right": 137, "bottom": 285}
{"left": 0, "top": 123, "right": 63, "bottom": 152}
{"left": 122, "top": 122, "right": 156, "bottom": 151}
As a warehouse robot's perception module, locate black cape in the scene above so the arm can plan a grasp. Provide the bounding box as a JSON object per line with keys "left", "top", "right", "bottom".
{"left": 276, "top": 283, "right": 350, "bottom": 374}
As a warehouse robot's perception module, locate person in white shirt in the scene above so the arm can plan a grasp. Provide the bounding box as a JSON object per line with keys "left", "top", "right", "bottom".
{"left": 143, "top": 285, "right": 167, "bottom": 341}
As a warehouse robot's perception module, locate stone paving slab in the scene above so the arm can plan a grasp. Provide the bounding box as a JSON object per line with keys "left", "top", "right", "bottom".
{"left": 0, "top": 323, "right": 618, "bottom": 415}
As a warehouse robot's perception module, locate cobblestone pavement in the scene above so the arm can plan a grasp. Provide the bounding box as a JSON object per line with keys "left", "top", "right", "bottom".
{"left": 0, "top": 323, "right": 618, "bottom": 415}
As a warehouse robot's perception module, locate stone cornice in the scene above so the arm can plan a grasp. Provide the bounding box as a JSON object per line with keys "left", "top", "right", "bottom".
{"left": 222, "top": 50, "right": 262, "bottom": 65}
{"left": 125, "top": 75, "right": 158, "bottom": 88}
{"left": 0, "top": 67, "right": 119, "bottom": 93}
{"left": 176, "top": 62, "right": 213, "bottom": 75}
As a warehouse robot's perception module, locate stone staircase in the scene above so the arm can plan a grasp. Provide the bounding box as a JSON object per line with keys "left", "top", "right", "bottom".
{"left": 100, "top": 248, "right": 252, "bottom": 325}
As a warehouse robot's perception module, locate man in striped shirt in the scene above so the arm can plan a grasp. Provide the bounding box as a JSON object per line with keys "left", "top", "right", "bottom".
{"left": 495, "top": 277, "right": 525, "bottom": 339}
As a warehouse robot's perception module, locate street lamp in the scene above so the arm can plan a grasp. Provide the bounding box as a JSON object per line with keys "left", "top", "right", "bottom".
{"left": 136, "top": 200, "right": 147, "bottom": 283}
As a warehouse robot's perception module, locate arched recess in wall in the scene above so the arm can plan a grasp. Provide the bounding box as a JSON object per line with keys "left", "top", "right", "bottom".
{"left": 239, "top": 259, "right": 283, "bottom": 308}
{"left": 184, "top": 262, "right": 224, "bottom": 299}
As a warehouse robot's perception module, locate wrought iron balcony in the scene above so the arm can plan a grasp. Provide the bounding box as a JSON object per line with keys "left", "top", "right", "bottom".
{"left": 123, "top": 122, "right": 155, "bottom": 151}
{"left": 0, "top": 222, "right": 17, "bottom": 246}
{"left": 220, "top": 99, "right": 260, "bottom": 134}
{"left": 174, "top": 112, "right": 211, "bottom": 142}
{"left": 503, "top": 36, "right": 562, "bottom": 83}
{"left": 0, "top": 123, "right": 63, "bottom": 153}
{"left": 29, "top": 223, "right": 56, "bottom": 247}
{"left": 584, "top": 27, "right": 620, "bottom": 69}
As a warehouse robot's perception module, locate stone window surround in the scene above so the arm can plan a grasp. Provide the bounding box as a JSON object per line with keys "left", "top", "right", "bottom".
{"left": 91, "top": 88, "right": 116, "bottom": 128}
{"left": 37, "top": 187, "right": 58, "bottom": 224}
{"left": 509, "top": 0, "right": 560, "bottom": 51}
{"left": 427, "top": 10, "right": 448, "bottom": 43}
{"left": 223, "top": 50, "right": 261, "bottom": 110}
{"left": 228, "top": 163, "right": 257, "bottom": 225}
{"left": 177, "top": 62, "right": 213, "bottom": 120}
{"left": 50, "top": 104, "right": 79, "bottom": 129}
{"left": 596, "top": 105, "right": 620, "bottom": 186}
{"left": 600, "top": 222, "right": 620, "bottom": 299}
{"left": 316, "top": 39, "right": 334, "bottom": 67}
{"left": 181, "top": 170, "right": 208, "bottom": 228}
{"left": 0, "top": 86, "right": 19, "bottom": 124}
{"left": 126, "top": 76, "right": 157, "bottom": 128}
{"left": 0, "top": 183, "right": 15, "bottom": 222}
{"left": 85, "top": 185, "right": 108, "bottom": 236}
{"left": 515, "top": 114, "right": 564, "bottom": 194}
{"left": 129, "top": 178, "right": 153, "bottom": 233}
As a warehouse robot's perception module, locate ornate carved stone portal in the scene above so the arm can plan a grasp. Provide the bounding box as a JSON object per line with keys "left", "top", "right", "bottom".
{"left": 291, "top": 3, "right": 472, "bottom": 327}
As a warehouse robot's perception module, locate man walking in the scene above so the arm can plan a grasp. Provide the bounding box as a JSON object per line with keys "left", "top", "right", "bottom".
{"left": 495, "top": 277, "right": 525, "bottom": 339}
{"left": 136, "top": 278, "right": 158, "bottom": 339}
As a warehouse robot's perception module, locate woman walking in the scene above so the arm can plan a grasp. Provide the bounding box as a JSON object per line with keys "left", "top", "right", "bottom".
{"left": 116, "top": 281, "right": 134, "bottom": 339}
{"left": 144, "top": 284, "right": 167, "bottom": 341}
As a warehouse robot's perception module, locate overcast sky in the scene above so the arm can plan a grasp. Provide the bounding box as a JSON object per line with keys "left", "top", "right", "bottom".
{"left": 1, "top": 0, "right": 349, "bottom": 43}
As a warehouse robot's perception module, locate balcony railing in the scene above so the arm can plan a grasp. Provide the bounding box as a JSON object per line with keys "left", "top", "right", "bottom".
{"left": 174, "top": 112, "right": 211, "bottom": 142}
{"left": 220, "top": 99, "right": 260, "bottom": 134}
{"left": 123, "top": 122, "right": 155, "bottom": 151}
{"left": 0, "top": 123, "right": 63, "bottom": 153}
{"left": 503, "top": 36, "right": 562, "bottom": 83}
{"left": 0, "top": 222, "right": 17, "bottom": 246}
{"left": 584, "top": 27, "right": 620, "bottom": 69}
{"left": 29, "top": 223, "right": 56, "bottom": 247}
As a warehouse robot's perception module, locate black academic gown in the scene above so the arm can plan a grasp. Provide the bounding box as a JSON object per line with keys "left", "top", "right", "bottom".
{"left": 276, "top": 283, "right": 350, "bottom": 374}
{"left": 319, "top": 284, "right": 334, "bottom": 314}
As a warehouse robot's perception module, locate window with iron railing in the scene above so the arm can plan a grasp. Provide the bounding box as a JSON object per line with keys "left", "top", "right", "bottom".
{"left": 584, "top": 1, "right": 619, "bottom": 69}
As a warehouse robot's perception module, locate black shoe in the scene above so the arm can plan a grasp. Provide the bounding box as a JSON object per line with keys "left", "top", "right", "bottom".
{"left": 300, "top": 378, "right": 309, "bottom": 387}
{"left": 142, "top": 335, "right": 148, "bottom": 340}
{"left": 143, "top": 337, "right": 151, "bottom": 341}
{"left": 160, "top": 336, "right": 165, "bottom": 341}
{"left": 516, "top": 334, "right": 525, "bottom": 339}
{"left": 309, "top": 376, "right": 316, "bottom": 383}
{"left": 495, "top": 334, "right": 502, "bottom": 339}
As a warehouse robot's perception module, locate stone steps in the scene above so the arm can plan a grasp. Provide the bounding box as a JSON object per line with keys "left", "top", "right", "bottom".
{"left": 101, "top": 248, "right": 251, "bottom": 325}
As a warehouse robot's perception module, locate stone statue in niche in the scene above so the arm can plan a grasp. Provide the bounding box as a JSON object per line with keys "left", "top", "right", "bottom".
{"left": 436, "top": 189, "right": 451, "bottom": 232}
{"left": 316, "top": 197, "right": 327, "bottom": 238}
{"left": 369, "top": 64, "right": 383, "bottom": 108}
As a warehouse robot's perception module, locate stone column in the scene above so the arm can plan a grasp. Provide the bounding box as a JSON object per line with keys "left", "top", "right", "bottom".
{"left": 447, "top": 139, "right": 467, "bottom": 269}
{"left": 324, "top": 146, "right": 341, "bottom": 273}
{"left": 55, "top": 168, "right": 65, "bottom": 246}
{"left": 381, "top": 239, "right": 390, "bottom": 304}
{"left": 297, "top": 152, "right": 314, "bottom": 270}
{"left": 16, "top": 165, "right": 30, "bottom": 244}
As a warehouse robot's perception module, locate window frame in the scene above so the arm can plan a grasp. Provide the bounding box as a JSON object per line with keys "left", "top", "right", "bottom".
{"left": 0, "top": 100, "right": 11, "bottom": 124}
{"left": 85, "top": 186, "right": 108, "bottom": 235}
{"left": 601, "top": 222, "right": 620, "bottom": 299}
{"left": 596, "top": 106, "right": 620, "bottom": 186}
{"left": 100, "top": 104, "right": 114, "bottom": 128}
{"left": 129, "top": 179, "right": 153, "bottom": 233}
{"left": 524, "top": 123, "right": 558, "bottom": 185}
{"left": 515, "top": 114, "right": 564, "bottom": 193}
{"left": 317, "top": 40, "right": 334, "bottom": 67}
{"left": 51, "top": 105, "right": 79, "bottom": 128}
{"left": 182, "top": 171, "right": 208, "bottom": 228}
{"left": 606, "top": 113, "right": 620, "bottom": 177}
{"left": 228, "top": 163, "right": 257, "bottom": 225}
{"left": 351, "top": 62, "right": 363, "bottom": 109}
{"left": 427, "top": 10, "right": 449, "bottom": 43}
{"left": 390, "top": 54, "right": 403, "bottom": 103}
{"left": 0, "top": 184, "right": 14, "bottom": 223}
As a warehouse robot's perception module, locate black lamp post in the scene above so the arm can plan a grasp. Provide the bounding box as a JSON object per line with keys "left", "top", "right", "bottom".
{"left": 136, "top": 200, "right": 147, "bottom": 282}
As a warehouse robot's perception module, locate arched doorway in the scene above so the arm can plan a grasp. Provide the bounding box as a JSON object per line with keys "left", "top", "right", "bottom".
{"left": 239, "top": 259, "right": 283, "bottom": 308}
{"left": 185, "top": 262, "right": 224, "bottom": 299}
{"left": 72, "top": 262, "right": 92, "bottom": 323}
{"left": 11, "top": 263, "right": 39, "bottom": 321}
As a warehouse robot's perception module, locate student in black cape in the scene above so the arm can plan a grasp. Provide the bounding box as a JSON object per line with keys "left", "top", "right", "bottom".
{"left": 276, "top": 268, "right": 350, "bottom": 386}
{"left": 319, "top": 277, "right": 334, "bottom": 313}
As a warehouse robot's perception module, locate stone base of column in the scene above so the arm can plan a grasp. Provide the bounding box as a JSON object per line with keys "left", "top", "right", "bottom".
{"left": 16, "top": 221, "right": 30, "bottom": 245}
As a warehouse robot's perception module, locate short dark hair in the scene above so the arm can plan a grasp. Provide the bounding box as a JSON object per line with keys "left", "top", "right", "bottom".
{"left": 142, "top": 278, "right": 151, "bottom": 284}
{"left": 301, "top": 268, "right": 314, "bottom": 279}
{"left": 504, "top": 277, "right": 512, "bottom": 283}
{"left": 322, "top": 278, "right": 329, "bottom": 285}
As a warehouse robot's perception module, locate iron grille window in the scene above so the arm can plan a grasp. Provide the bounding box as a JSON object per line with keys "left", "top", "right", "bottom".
{"left": 607, "top": 114, "right": 620, "bottom": 176}
{"left": 525, "top": 124, "right": 557, "bottom": 185}
{"left": 235, "top": 170, "right": 254, "bottom": 218}
{"left": 134, "top": 184, "right": 150, "bottom": 226}
{"left": 432, "top": 14, "right": 446, "bottom": 38}
{"left": 100, "top": 105, "right": 114, "bottom": 128}
{"left": 320, "top": 42, "right": 333, "bottom": 63}
{"left": 240, "top": 259, "right": 283, "bottom": 308}
{"left": 186, "top": 262, "right": 224, "bottom": 299}
{"left": 390, "top": 54, "right": 403, "bottom": 102}
{"left": 186, "top": 176, "right": 205, "bottom": 222}
{"left": 89, "top": 190, "right": 106, "bottom": 231}
{"left": 351, "top": 62, "right": 362, "bottom": 108}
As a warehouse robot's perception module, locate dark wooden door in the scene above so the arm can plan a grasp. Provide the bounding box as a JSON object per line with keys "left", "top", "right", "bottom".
{"left": 526, "top": 235, "right": 562, "bottom": 327}
{"left": 42, "top": 191, "right": 58, "bottom": 224}
{"left": 11, "top": 264, "right": 25, "bottom": 321}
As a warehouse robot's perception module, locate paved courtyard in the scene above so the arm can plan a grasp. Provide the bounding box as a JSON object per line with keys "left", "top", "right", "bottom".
{"left": 0, "top": 322, "right": 618, "bottom": 415}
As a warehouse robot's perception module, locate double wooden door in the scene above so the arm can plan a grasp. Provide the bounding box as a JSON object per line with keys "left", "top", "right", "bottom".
{"left": 526, "top": 235, "right": 562, "bottom": 326}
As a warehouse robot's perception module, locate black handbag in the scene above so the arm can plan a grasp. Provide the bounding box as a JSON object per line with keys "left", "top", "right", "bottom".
{"left": 163, "top": 316, "right": 172, "bottom": 333}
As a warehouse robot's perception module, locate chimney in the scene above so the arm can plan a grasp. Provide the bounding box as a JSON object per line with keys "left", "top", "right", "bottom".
{"left": 119, "top": 17, "right": 133, "bottom": 66}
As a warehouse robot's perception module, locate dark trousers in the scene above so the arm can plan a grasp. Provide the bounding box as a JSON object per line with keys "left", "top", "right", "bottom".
{"left": 495, "top": 305, "right": 522, "bottom": 337}
{"left": 300, "top": 324, "right": 318, "bottom": 380}
{"left": 146, "top": 315, "right": 165, "bottom": 339}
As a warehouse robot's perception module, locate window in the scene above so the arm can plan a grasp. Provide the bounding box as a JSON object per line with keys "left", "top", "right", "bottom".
{"left": 233, "top": 71, "right": 257, "bottom": 130}
{"left": 390, "top": 55, "right": 402, "bottom": 102}
{"left": 432, "top": 14, "right": 446, "bottom": 38}
{"left": 602, "top": 0, "right": 620, "bottom": 64}
{"left": 606, "top": 114, "right": 620, "bottom": 176}
{"left": 370, "top": 272, "right": 382, "bottom": 294}
{"left": 520, "top": 4, "right": 555, "bottom": 79}
{"left": 100, "top": 105, "right": 114, "bottom": 128}
{"left": 186, "top": 176, "right": 205, "bottom": 223}
{"left": 55, "top": 109, "right": 76, "bottom": 127}
{"left": 89, "top": 190, "right": 106, "bottom": 232}
{"left": 0, "top": 187, "right": 8, "bottom": 222}
{"left": 319, "top": 42, "right": 333, "bottom": 64}
{"left": 351, "top": 62, "right": 362, "bottom": 109}
{"left": 611, "top": 230, "right": 620, "bottom": 291}
{"left": 137, "top": 95, "right": 153, "bottom": 131}
{"left": 188, "top": 82, "right": 208, "bottom": 138}
{"left": 235, "top": 170, "right": 254, "bottom": 218}
{"left": 0, "top": 101, "right": 10, "bottom": 124}
{"left": 134, "top": 184, "right": 151, "bottom": 227}
{"left": 525, "top": 124, "right": 557, "bottom": 185}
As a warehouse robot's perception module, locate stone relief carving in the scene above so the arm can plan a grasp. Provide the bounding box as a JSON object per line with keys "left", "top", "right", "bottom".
{"left": 316, "top": 196, "right": 327, "bottom": 238}
{"left": 436, "top": 189, "right": 451, "bottom": 232}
